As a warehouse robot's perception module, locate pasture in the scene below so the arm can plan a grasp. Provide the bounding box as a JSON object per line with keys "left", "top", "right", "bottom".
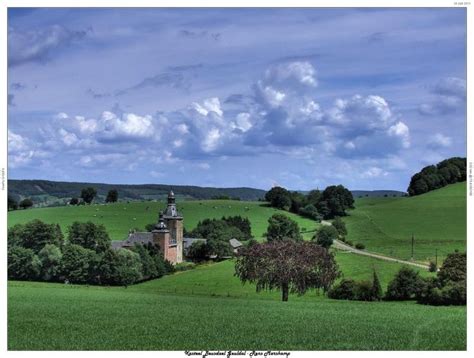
{"left": 8, "top": 258, "right": 464, "bottom": 350}
{"left": 343, "top": 182, "right": 466, "bottom": 263}
{"left": 8, "top": 200, "right": 319, "bottom": 241}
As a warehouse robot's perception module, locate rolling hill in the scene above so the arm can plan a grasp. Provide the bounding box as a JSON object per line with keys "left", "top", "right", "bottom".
{"left": 8, "top": 179, "right": 267, "bottom": 206}
{"left": 343, "top": 182, "right": 466, "bottom": 263}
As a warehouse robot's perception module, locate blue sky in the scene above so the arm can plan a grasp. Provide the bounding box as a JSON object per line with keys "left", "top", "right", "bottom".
{"left": 7, "top": 8, "right": 466, "bottom": 191}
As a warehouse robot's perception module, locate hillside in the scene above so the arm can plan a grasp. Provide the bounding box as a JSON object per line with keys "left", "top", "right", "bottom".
{"left": 343, "top": 182, "right": 466, "bottom": 263}
{"left": 8, "top": 200, "right": 320, "bottom": 241}
{"left": 8, "top": 179, "right": 266, "bottom": 206}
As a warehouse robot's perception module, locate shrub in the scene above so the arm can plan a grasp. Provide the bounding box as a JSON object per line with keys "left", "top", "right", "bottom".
{"left": 354, "top": 280, "right": 373, "bottom": 301}
{"left": 174, "top": 262, "right": 197, "bottom": 272}
{"left": 346, "top": 240, "right": 353, "bottom": 246}
{"left": 428, "top": 261, "right": 437, "bottom": 273}
{"left": 385, "top": 266, "right": 423, "bottom": 301}
{"left": 38, "top": 244, "right": 63, "bottom": 281}
{"left": 328, "top": 279, "right": 356, "bottom": 300}
{"left": 417, "top": 277, "right": 466, "bottom": 306}
{"left": 8, "top": 246, "right": 41, "bottom": 280}
{"left": 355, "top": 243, "right": 365, "bottom": 250}
{"left": 69, "top": 197, "right": 79, "bottom": 205}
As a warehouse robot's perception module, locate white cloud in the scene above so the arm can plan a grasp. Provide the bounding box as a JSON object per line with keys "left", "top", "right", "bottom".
{"left": 387, "top": 121, "right": 410, "bottom": 148}
{"left": 428, "top": 133, "right": 452, "bottom": 148}
{"left": 361, "top": 166, "right": 388, "bottom": 178}
{"left": 263, "top": 61, "right": 318, "bottom": 87}
{"left": 8, "top": 130, "right": 28, "bottom": 153}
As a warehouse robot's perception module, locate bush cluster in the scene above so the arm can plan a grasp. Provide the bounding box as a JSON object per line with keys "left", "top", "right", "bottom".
{"left": 184, "top": 215, "right": 252, "bottom": 260}
{"left": 407, "top": 157, "right": 466, "bottom": 196}
{"left": 328, "top": 271, "right": 382, "bottom": 301}
{"left": 8, "top": 219, "right": 174, "bottom": 286}
{"left": 384, "top": 252, "right": 466, "bottom": 306}
{"left": 265, "top": 185, "right": 354, "bottom": 220}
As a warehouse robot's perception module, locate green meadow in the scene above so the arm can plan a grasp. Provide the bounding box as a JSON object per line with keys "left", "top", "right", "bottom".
{"left": 8, "top": 199, "right": 319, "bottom": 241}
{"left": 7, "top": 183, "right": 467, "bottom": 350}
{"left": 344, "top": 182, "right": 466, "bottom": 263}
{"left": 8, "top": 258, "right": 464, "bottom": 350}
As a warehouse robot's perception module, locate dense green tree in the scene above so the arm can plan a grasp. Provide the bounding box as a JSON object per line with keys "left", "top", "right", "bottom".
{"left": 67, "top": 221, "right": 111, "bottom": 253}
{"left": 80, "top": 187, "right": 97, "bottom": 204}
{"left": 264, "top": 186, "right": 292, "bottom": 210}
{"left": 371, "top": 271, "right": 383, "bottom": 301}
{"left": 313, "top": 225, "right": 338, "bottom": 249}
{"left": 186, "top": 241, "right": 208, "bottom": 261}
{"left": 8, "top": 246, "right": 41, "bottom": 280}
{"left": 8, "top": 195, "right": 18, "bottom": 210}
{"left": 437, "top": 251, "right": 466, "bottom": 285}
{"left": 332, "top": 217, "right": 347, "bottom": 238}
{"left": 265, "top": 214, "right": 302, "bottom": 242}
{"left": 38, "top": 244, "right": 63, "bottom": 281}
{"left": 61, "top": 244, "right": 99, "bottom": 284}
{"left": 222, "top": 215, "right": 252, "bottom": 239}
{"left": 319, "top": 185, "right": 354, "bottom": 218}
{"left": 408, "top": 157, "right": 466, "bottom": 196}
{"left": 19, "top": 198, "right": 33, "bottom": 209}
{"left": 289, "top": 191, "right": 306, "bottom": 214}
{"left": 299, "top": 204, "right": 321, "bottom": 221}
{"left": 306, "top": 189, "right": 321, "bottom": 206}
{"left": 385, "top": 266, "right": 423, "bottom": 300}
{"left": 131, "top": 244, "right": 157, "bottom": 279}
{"left": 115, "top": 249, "right": 143, "bottom": 286}
{"left": 69, "top": 197, "right": 79, "bottom": 205}
{"left": 8, "top": 220, "right": 63, "bottom": 253}
{"left": 235, "top": 240, "right": 340, "bottom": 301}
{"left": 105, "top": 189, "right": 119, "bottom": 203}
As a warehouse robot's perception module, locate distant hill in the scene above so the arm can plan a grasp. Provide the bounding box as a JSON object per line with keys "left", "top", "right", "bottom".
{"left": 8, "top": 179, "right": 266, "bottom": 207}
{"left": 351, "top": 190, "right": 406, "bottom": 198}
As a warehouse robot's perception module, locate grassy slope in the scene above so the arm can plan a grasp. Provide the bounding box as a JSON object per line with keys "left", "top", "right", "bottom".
{"left": 343, "top": 182, "right": 466, "bottom": 262}
{"left": 8, "top": 259, "right": 464, "bottom": 350}
{"left": 8, "top": 200, "right": 319, "bottom": 241}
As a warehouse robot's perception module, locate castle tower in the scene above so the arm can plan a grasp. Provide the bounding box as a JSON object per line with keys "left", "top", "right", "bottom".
{"left": 151, "top": 211, "right": 176, "bottom": 262}
{"left": 162, "top": 190, "right": 183, "bottom": 264}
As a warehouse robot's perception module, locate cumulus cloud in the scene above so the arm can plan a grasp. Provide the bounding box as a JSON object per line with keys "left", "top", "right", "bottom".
{"left": 419, "top": 77, "right": 466, "bottom": 116}
{"left": 361, "top": 166, "right": 388, "bottom": 178}
{"left": 427, "top": 133, "right": 452, "bottom": 149}
{"left": 8, "top": 25, "right": 89, "bottom": 67}
{"left": 327, "top": 94, "right": 410, "bottom": 157}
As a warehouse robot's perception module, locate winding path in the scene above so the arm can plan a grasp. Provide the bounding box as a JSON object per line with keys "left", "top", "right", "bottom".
{"left": 320, "top": 220, "right": 430, "bottom": 270}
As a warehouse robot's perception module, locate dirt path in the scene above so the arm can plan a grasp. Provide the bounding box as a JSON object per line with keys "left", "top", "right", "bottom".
{"left": 333, "top": 239, "right": 429, "bottom": 270}
{"left": 320, "top": 220, "right": 429, "bottom": 270}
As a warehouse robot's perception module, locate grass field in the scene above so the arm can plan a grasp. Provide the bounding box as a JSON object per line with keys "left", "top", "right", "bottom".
{"left": 343, "top": 182, "right": 466, "bottom": 263}
{"left": 8, "top": 258, "right": 464, "bottom": 350}
{"left": 8, "top": 200, "right": 319, "bottom": 241}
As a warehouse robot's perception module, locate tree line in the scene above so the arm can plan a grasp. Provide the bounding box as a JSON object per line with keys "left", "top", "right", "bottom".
{"left": 8, "top": 220, "right": 174, "bottom": 286}
{"left": 329, "top": 251, "right": 466, "bottom": 305}
{"left": 264, "top": 184, "right": 354, "bottom": 220}
{"left": 407, "top": 157, "right": 466, "bottom": 196}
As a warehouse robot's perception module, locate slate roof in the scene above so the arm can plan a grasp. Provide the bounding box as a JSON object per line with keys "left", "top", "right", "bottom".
{"left": 111, "top": 232, "right": 154, "bottom": 249}
{"left": 183, "top": 237, "right": 207, "bottom": 250}
{"left": 229, "top": 238, "right": 243, "bottom": 248}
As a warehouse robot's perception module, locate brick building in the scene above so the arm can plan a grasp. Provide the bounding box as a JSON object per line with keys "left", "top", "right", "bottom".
{"left": 111, "top": 190, "right": 184, "bottom": 264}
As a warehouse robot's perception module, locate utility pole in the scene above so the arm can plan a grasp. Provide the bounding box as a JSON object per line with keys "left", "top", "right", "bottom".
{"left": 411, "top": 233, "right": 414, "bottom": 261}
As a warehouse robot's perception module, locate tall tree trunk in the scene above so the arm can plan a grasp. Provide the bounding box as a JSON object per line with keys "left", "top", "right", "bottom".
{"left": 281, "top": 282, "right": 289, "bottom": 302}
